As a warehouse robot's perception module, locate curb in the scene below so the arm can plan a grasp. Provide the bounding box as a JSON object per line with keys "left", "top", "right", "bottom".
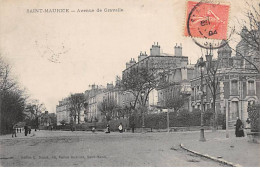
{"left": 180, "top": 143, "right": 242, "bottom": 167}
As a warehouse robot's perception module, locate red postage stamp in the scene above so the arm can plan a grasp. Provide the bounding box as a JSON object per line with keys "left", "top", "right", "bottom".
{"left": 184, "top": 1, "right": 230, "bottom": 40}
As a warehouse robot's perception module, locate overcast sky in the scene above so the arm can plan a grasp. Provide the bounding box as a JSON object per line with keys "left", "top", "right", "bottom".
{"left": 0, "top": 0, "right": 251, "bottom": 112}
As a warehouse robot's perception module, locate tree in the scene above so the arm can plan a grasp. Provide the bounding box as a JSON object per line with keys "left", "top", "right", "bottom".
{"left": 233, "top": 1, "right": 260, "bottom": 72}
{"left": 121, "top": 67, "right": 157, "bottom": 109}
{"left": 0, "top": 56, "right": 27, "bottom": 134}
{"left": 26, "top": 99, "right": 46, "bottom": 128}
{"left": 68, "top": 93, "right": 85, "bottom": 124}
{"left": 98, "top": 99, "right": 118, "bottom": 122}
{"left": 204, "top": 55, "right": 221, "bottom": 130}
{"left": 165, "top": 86, "right": 189, "bottom": 112}
{"left": 117, "top": 105, "right": 132, "bottom": 119}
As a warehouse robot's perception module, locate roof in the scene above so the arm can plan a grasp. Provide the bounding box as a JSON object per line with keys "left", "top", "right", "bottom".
{"left": 217, "top": 40, "right": 232, "bottom": 53}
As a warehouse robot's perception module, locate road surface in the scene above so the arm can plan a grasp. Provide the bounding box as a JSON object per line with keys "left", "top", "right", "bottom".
{"left": 0, "top": 130, "right": 227, "bottom": 167}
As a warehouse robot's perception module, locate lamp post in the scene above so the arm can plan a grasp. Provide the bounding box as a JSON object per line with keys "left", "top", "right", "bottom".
{"left": 198, "top": 56, "right": 206, "bottom": 142}
{"left": 141, "top": 90, "right": 145, "bottom": 133}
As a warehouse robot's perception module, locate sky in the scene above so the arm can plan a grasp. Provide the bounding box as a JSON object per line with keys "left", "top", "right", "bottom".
{"left": 0, "top": 0, "right": 252, "bottom": 112}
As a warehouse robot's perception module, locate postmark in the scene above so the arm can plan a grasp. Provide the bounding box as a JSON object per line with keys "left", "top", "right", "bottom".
{"left": 184, "top": 1, "right": 231, "bottom": 49}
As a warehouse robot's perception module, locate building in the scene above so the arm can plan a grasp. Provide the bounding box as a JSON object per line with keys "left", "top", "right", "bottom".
{"left": 84, "top": 84, "right": 105, "bottom": 122}
{"left": 56, "top": 94, "right": 86, "bottom": 125}
{"left": 189, "top": 38, "right": 260, "bottom": 126}
{"left": 122, "top": 42, "right": 191, "bottom": 113}
{"left": 56, "top": 97, "right": 71, "bottom": 125}
{"left": 39, "top": 111, "right": 57, "bottom": 127}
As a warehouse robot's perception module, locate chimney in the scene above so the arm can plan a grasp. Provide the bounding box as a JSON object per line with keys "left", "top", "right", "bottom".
{"left": 150, "top": 42, "right": 160, "bottom": 56}
{"left": 174, "top": 43, "right": 182, "bottom": 56}
{"left": 138, "top": 51, "right": 148, "bottom": 61}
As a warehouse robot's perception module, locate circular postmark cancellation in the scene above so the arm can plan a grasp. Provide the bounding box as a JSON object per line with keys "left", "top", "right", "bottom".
{"left": 184, "top": 0, "right": 231, "bottom": 49}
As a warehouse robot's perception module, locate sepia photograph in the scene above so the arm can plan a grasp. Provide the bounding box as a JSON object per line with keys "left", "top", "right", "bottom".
{"left": 0, "top": 0, "right": 259, "bottom": 167}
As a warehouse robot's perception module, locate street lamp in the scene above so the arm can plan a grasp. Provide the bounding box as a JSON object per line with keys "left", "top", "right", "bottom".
{"left": 140, "top": 90, "right": 145, "bottom": 133}
{"left": 198, "top": 56, "right": 206, "bottom": 142}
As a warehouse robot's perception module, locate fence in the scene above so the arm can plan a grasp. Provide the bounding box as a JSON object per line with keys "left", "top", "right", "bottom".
{"left": 248, "top": 104, "right": 260, "bottom": 132}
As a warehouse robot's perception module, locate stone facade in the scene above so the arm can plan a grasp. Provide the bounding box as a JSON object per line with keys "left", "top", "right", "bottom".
{"left": 122, "top": 43, "right": 190, "bottom": 113}
{"left": 56, "top": 94, "right": 85, "bottom": 125}
{"left": 84, "top": 84, "right": 105, "bottom": 122}
{"left": 56, "top": 97, "right": 71, "bottom": 125}
{"left": 189, "top": 38, "right": 260, "bottom": 126}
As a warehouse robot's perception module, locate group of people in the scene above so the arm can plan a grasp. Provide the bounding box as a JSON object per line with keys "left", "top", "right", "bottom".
{"left": 12, "top": 124, "right": 31, "bottom": 138}
{"left": 105, "top": 123, "right": 124, "bottom": 133}
{"left": 235, "top": 117, "right": 251, "bottom": 137}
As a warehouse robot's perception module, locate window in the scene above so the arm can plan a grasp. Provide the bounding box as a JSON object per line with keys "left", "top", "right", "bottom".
{"left": 248, "top": 80, "right": 255, "bottom": 95}
{"left": 231, "top": 80, "right": 238, "bottom": 95}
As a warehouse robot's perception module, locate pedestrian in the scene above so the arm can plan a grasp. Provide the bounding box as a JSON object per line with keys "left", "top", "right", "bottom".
{"left": 235, "top": 117, "right": 244, "bottom": 137}
{"left": 71, "top": 124, "right": 74, "bottom": 132}
{"left": 92, "top": 126, "right": 95, "bottom": 133}
{"left": 245, "top": 118, "right": 251, "bottom": 136}
{"left": 118, "top": 123, "right": 123, "bottom": 133}
{"left": 24, "top": 125, "right": 28, "bottom": 136}
{"left": 28, "top": 127, "right": 31, "bottom": 134}
{"left": 105, "top": 124, "right": 110, "bottom": 133}
{"left": 131, "top": 123, "right": 135, "bottom": 133}
{"left": 12, "top": 125, "right": 17, "bottom": 138}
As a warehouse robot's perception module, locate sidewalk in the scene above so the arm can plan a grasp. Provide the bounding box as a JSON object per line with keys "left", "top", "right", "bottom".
{"left": 181, "top": 130, "right": 260, "bottom": 167}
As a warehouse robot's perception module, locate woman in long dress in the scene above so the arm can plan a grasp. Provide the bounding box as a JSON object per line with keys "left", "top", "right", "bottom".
{"left": 235, "top": 117, "right": 244, "bottom": 137}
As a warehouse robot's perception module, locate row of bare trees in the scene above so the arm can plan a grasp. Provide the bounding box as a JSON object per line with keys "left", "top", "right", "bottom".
{"left": 0, "top": 56, "right": 48, "bottom": 133}
{"left": 0, "top": 56, "right": 27, "bottom": 134}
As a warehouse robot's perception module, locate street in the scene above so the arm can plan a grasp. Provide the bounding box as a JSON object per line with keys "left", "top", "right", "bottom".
{"left": 0, "top": 130, "right": 227, "bottom": 167}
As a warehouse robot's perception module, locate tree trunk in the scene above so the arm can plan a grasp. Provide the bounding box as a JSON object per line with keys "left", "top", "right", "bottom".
{"left": 78, "top": 112, "right": 80, "bottom": 124}
{"left": 212, "top": 94, "right": 217, "bottom": 131}
{"left": 0, "top": 94, "right": 2, "bottom": 134}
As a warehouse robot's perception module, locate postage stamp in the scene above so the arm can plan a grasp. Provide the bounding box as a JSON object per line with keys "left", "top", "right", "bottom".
{"left": 184, "top": 1, "right": 230, "bottom": 40}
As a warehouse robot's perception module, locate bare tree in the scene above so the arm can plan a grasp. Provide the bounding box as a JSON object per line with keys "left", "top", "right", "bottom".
{"left": 165, "top": 85, "right": 189, "bottom": 112}
{"left": 0, "top": 57, "right": 16, "bottom": 92}
{"left": 233, "top": 1, "right": 260, "bottom": 72}
{"left": 117, "top": 105, "right": 132, "bottom": 119}
{"left": 0, "top": 56, "right": 27, "bottom": 134}
{"left": 98, "top": 99, "right": 118, "bottom": 122}
{"left": 202, "top": 50, "right": 240, "bottom": 130}
{"left": 121, "top": 67, "right": 157, "bottom": 109}
{"left": 26, "top": 100, "right": 46, "bottom": 119}
{"left": 68, "top": 93, "right": 85, "bottom": 124}
{"left": 26, "top": 99, "right": 46, "bottom": 129}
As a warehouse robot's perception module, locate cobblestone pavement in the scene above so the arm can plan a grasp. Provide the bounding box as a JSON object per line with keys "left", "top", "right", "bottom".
{"left": 182, "top": 130, "right": 260, "bottom": 167}
{"left": 0, "top": 130, "right": 227, "bottom": 167}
